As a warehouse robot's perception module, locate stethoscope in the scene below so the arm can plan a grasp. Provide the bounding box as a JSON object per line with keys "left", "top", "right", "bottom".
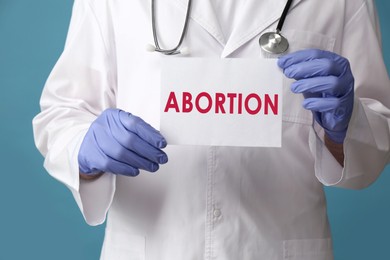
{"left": 146, "top": 0, "right": 293, "bottom": 55}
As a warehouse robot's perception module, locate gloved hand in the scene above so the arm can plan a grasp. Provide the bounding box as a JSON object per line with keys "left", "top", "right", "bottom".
{"left": 78, "top": 108, "right": 168, "bottom": 177}
{"left": 277, "top": 49, "right": 354, "bottom": 143}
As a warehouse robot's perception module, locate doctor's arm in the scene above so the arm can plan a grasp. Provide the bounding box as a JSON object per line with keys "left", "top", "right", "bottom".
{"left": 277, "top": 49, "right": 354, "bottom": 167}
{"left": 279, "top": 1, "right": 390, "bottom": 189}
{"left": 323, "top": 0, "right": 390, "bottom": 189}
{"left": 33, "top": 0, "right": 119, "bottom": 225}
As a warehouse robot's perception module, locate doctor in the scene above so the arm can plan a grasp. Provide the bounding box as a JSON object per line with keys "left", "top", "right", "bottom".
{"left": 33, "top": 0, "right": 390, "bottom": 259}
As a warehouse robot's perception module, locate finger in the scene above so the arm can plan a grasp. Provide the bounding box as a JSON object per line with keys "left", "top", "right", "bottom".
{"left": 290, "top": 76, "right": 345, "bottom": 97}
{"left": 119, "top": 133, "right": 168, "bottom": 165}
{"left": 111, "top": 125, "right": 168, "bottom": 164}
{"left": 119, "top": 111, "right": 167, "bottom": 149}
{"left": 283, "top": 59, "right": 343, "bottom": 79}
{"left": 278, "top": 49, "right": 342, "bottom": 69}
{"left": 91, "top": 148, "right": 141, "bottom": 176}
{"left": 97, "top": 135, "right": 161, "bottom": 172}
{"left": 115, "top": 148, "right": 160, "bottom": 172}
{"left": 124, "top": 134, "right": 169, "bottom": 165}
{"left": 302, "top": 97, "right": 341, "bottom": 112}
{"left": 104, "top": 158, "right": 140, "bottom": 177}
{"left": 103, "top": 110, "right": 168, "bottom": 164}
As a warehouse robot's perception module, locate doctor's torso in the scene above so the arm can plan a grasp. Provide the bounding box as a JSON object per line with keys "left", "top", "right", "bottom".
{"left": 66, "top": 0, "right": 375, "bottom": 259}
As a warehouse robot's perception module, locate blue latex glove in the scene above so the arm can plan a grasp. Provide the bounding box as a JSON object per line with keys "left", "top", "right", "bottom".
{"left": 277, "top": 49, "right": 354, "bottom": 143}
{"left": 78, "top": 108, "right": 168, "bottom": 176}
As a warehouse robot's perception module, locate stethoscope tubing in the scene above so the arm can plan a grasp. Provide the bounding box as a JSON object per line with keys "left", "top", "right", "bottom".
{"left": 276, "top": 0, "right": 294, "bottom": 33}
{"left": 151, "top": 0, "right": 192, "bottom": 55}
{"left": 149, "top": 0, "right": 293, "bottom": 55}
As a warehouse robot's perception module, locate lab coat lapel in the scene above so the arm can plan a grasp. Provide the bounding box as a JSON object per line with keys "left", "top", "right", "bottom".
{"left": 170, "top": 0, "right": 226, "bottom": 45}
{"left": 222, "top": 0, "right": 305, "bottom": 58}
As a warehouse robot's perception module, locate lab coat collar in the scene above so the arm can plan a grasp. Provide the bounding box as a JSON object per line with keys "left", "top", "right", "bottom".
{"left": 170, "top": 0, "right": 305, "bottom": 57}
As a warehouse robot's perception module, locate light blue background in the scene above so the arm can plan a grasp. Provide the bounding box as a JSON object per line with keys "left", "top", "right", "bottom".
{"left": 0, "top": 0, "right": 389, "bottom": 259}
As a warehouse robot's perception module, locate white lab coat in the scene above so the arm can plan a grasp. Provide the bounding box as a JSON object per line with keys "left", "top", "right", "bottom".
{"left": 33, "top": 0, "right": 390, "bottom": 259}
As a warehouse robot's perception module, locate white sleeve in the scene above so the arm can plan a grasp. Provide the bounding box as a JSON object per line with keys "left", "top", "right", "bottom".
{"left": 311, "top": 0, "right": 390, "bottom": 189}
{"left": 32, "top": 0, "right": 117, "bottom": 225}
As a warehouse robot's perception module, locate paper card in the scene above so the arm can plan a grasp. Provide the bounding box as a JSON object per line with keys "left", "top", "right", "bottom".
{"left": 160, "top": 58, "right": 283, "bottom": 147}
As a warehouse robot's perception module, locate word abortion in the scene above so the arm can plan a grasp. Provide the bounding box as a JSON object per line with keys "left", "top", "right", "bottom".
{"left": 164, "top": 91, "right": 279, "bottom": 115}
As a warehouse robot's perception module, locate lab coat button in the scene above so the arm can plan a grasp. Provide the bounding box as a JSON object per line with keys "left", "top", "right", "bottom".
{"left": 213, "top": 209, "right": 222, "bottom": 217}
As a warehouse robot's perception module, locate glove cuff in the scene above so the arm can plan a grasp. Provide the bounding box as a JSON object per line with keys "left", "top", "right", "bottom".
{"left": 324, "top": 128, "right": 347, "bottom": 144}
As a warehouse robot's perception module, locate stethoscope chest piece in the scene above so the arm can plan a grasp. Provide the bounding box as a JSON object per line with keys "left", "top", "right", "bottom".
{"left": 259, "top": 31, "right": 289, "bottom": 54}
